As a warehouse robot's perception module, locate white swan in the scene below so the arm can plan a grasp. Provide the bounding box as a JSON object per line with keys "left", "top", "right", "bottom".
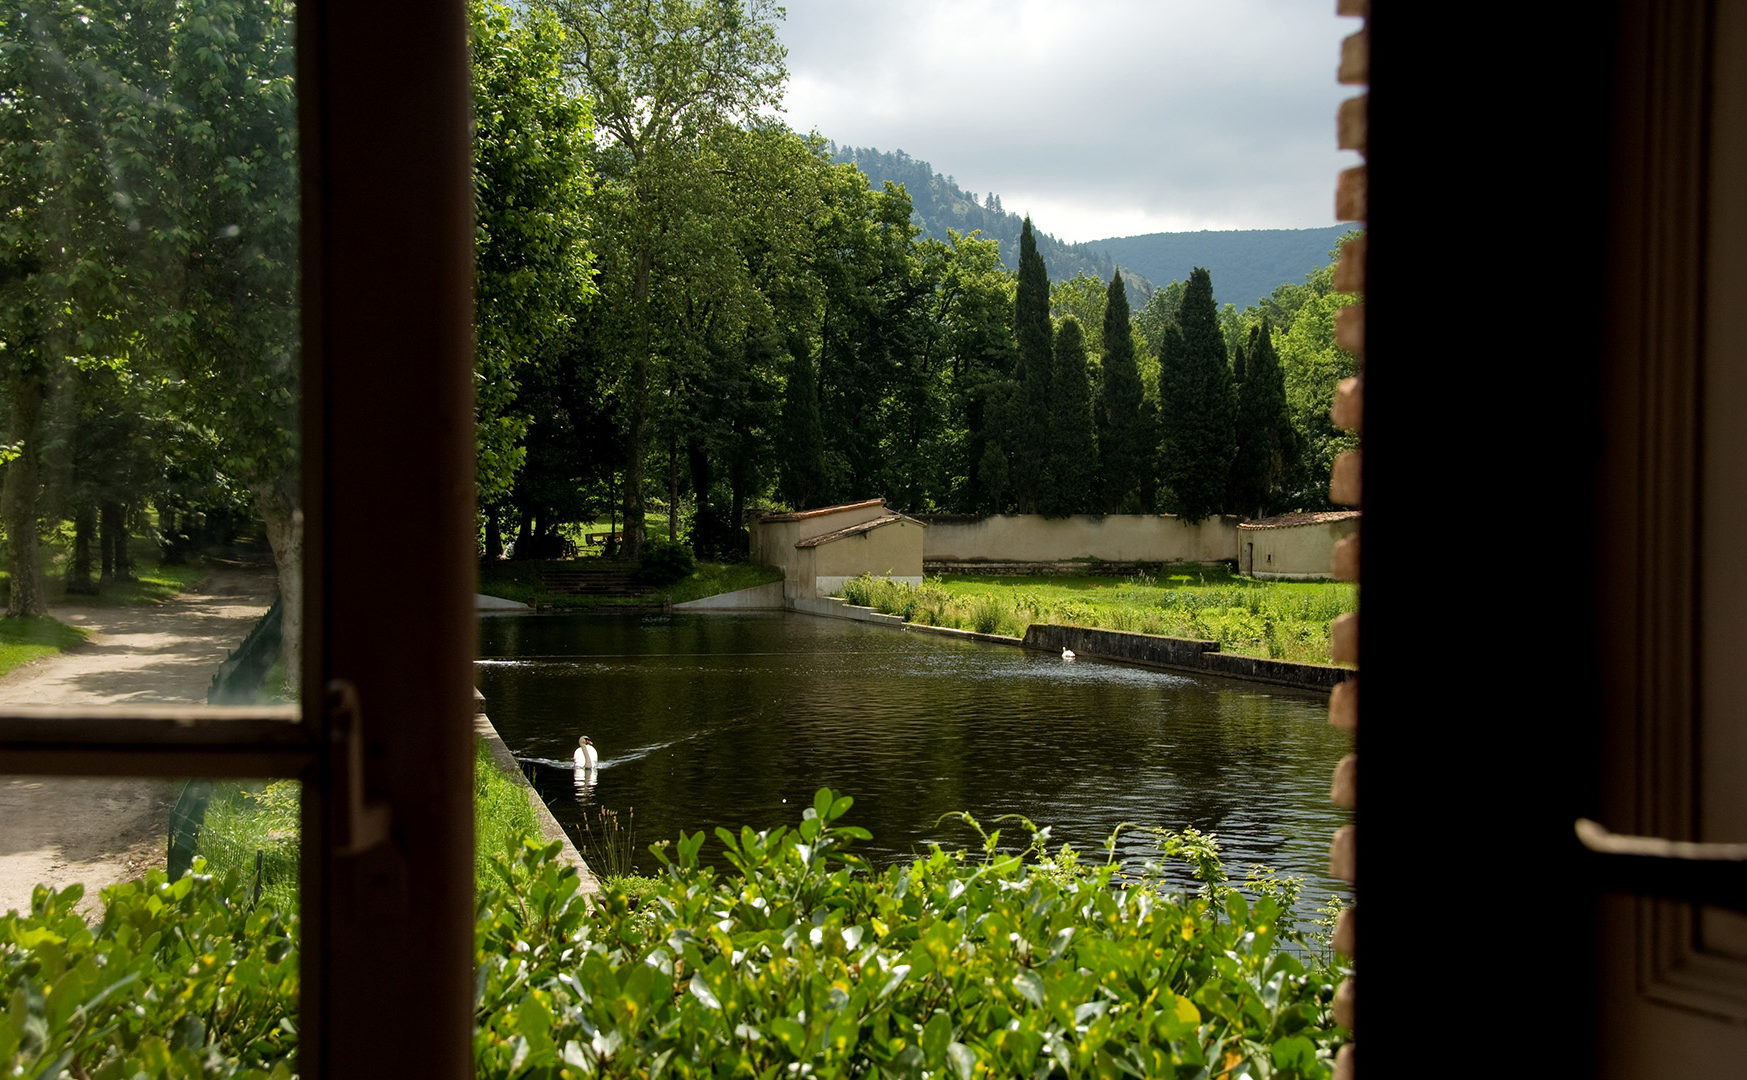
{"left": 574, "top": 735, "right": 598, "bottom": 770}
{"left": 1062, "top": 647, "right": 1076, "bottom": 660}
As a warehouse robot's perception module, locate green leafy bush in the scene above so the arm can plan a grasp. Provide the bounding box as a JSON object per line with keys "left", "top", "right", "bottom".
{"left": 5, "top": 792, "right": 1346, "bottom": 1077}
{"left": 1, "top": 870, "right": 298, "bottom": 1079}
{"left": 635, "top": 538, "right": 696, "bottom": 586}
{"left": 474, "top": 789, "right": 1347, "bottom": 1078}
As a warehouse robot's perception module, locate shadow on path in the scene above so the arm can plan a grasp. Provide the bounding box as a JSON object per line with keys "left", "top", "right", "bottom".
{"left": 0, "top": 564, "right": 280, "bottom": 914}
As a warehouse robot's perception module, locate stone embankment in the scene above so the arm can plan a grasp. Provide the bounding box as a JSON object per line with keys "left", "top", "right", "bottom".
{"left": 1022, "top": 623, "right": 1352, "bottom": 691}
{"left": 790, "top": 596, "right": 1348, "bottom": 693}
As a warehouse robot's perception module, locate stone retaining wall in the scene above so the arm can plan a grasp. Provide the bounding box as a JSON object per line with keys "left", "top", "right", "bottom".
{"left": 785, "top": 597, "right": 1346, "bottom": 692}
{"left": 1020, "top": 624, "right": 1352, "bottom": 692}
{"left": 473, "top": 688, "right": 598, "bottom": 893}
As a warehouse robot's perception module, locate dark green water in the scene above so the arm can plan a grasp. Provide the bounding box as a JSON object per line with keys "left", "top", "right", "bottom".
{"left": 476, "top": 611, "right": 1351, "bottom": 906}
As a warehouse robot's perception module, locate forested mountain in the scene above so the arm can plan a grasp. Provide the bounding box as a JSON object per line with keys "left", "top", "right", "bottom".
{"left": 829, "top": 144, "right": 1156, "bottom": 300}
{"left": 831, "top": 144, "right": 1353, "bottom": 309}
{"left": 1087, "top": 225, "right": 1355, "bottom": 308}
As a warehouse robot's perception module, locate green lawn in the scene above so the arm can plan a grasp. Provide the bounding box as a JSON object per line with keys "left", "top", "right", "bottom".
{"left": 190, "top": 739, "right": 552, "bottom": 909}
{"left": 477, "top": 558, "right": 780, "bottom": 608}
{"left": 0, "top": 615, "right": 90, "bottom": 679}
{"left": 840, "top": 563, "right": 1357, "bottom": 665}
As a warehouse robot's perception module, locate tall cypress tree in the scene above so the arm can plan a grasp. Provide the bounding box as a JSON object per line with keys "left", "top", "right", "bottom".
{"left": 1010, "top": 216, "right": 1053, "bottom": 513}
{"left": 1095, "top": 270, "right": 1146, "bottom": 511}
{"left": 1044, "top": 315, "right": 1097, "bottom": 514}
{"left": 1156, "top": 267, "right": 1234, "bottom": 522}
{"left": 777, "top": 334, "right": 825, "bottom": 510}
{"left": 1228, "top": 319, "right": 1293, "bottom": 518}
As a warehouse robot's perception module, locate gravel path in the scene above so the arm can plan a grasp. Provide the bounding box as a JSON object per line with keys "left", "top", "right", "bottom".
{"left": 0, "top": 563, "right": 278, "bottom": 916}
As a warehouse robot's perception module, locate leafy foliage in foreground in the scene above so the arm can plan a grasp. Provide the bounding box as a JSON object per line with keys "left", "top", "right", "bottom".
{"left": 1, "top": 871, "right": 297, "bottom": 1079}
{"left": 476, "top": 789, "right": 1346, "bottom": 1078}
{"left": 3, "top": 791, "right": 1345, "bottom": 1077}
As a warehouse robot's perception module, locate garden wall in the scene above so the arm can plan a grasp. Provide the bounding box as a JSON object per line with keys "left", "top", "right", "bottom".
{"left": 473, "top": 688, "right": 597, "bottom": 892}
{"left": 1237, "top": 511, "right": 1359, "bottom": 579}
{"left": 918, "top": 514, "right": 1240, "bottom": 568}
{"left": 1022, "top": 623, "right": 1353, "bottom": 692}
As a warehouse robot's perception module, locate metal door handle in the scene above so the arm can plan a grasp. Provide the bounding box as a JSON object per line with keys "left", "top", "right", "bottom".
{"left": 1576, "top": 818, "right": 1747, "bottom": 910}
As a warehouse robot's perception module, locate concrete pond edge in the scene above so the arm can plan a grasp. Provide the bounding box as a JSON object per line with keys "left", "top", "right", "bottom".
{"left": 473, "top": 688, "right": 599, "bottom": 893}
{"left": 791, "top": 596, "right": 1349, "bottom": 693}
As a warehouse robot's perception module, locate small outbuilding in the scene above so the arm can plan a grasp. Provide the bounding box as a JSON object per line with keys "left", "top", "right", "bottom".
{"left": 750, "top": 498, "right": 926, "bottom": 600}
{"left": 1235, "top": 511, "right": 1360, "bottom": 580}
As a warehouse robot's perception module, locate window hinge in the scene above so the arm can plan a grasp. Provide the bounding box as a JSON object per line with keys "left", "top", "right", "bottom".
{"left": 1575, "top": 818, "right": 1747, "bottom": 911}
{"left": 328, "top": 680, "right": 391, "bottom": 855}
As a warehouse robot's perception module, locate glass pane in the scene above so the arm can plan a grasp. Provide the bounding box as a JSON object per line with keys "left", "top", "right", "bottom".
{"left": 0, "top": 1, "right": 301, "bottom": 711}
{"left": 1, "top": 774, "right": 300, "bottom": 1072}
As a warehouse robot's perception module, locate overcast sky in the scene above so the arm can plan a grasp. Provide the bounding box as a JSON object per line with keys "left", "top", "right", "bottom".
{"left": 776, "top": 0, "right": 1358, "bottom": 243}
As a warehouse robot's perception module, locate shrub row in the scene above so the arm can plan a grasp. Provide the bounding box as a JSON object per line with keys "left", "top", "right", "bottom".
{"left": 4, "top": 791, "right": 1348, "bottom": 1077}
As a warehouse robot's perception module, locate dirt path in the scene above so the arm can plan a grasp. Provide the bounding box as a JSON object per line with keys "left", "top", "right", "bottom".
{"left": 0, "top": 563, "right": 278, "bottom": 916}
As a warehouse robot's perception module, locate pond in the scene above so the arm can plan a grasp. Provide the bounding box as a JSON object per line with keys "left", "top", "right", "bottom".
{"left": 475, "top": 611, "right": 1352, "bottom": 909}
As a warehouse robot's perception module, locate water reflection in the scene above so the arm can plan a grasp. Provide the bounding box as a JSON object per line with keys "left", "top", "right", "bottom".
{"left": 477, "top": 611, "right": 1351, "bottom": 908}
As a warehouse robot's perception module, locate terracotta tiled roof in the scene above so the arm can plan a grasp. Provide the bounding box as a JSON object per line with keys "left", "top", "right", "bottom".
{"left": 756, "top": 498, "right": 885, "bottom": 524}
{"left": 1236, "top": 510, "right": 1361, "bottom": 530}
{"left": 794, "top": 513, "right": 922, "bottom": 548}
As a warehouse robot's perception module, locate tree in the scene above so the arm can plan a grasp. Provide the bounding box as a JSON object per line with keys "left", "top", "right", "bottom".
{"left": 471, "top": 0, "right": 596, "bottom": 515}
{"left": 1227, "top": 320, "right": 1294, "bottom": 518}
{"left": 1096, "top": 270, "right": 1147, "bottom": 511}
{"left": 545, "top": 0, "right": 787, "bottom": 558}
{"left": 1010, "top": 216, "right": 1052, "bottom": 513}
{"left": 0, "top": 1, "right": 155, "bottom": 615}
{"left": 1042, "top": 316, "right": 1096, "bottom": 515}
{"left": 1156, "top": 267, "right": 1234, "bottom": 522}
{"left": 777, "top": 335, "right": 825, "bottom": 510}
{"left": 1049, "top": 272, "right": 1108, "bottom": 358}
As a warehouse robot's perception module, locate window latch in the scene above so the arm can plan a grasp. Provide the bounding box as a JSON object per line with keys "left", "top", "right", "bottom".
{"left": 328, "top": 680, "right": 391, "bottom": 855}
{"left": 1575, "top": 818, "right": 1747, "bottom": 911}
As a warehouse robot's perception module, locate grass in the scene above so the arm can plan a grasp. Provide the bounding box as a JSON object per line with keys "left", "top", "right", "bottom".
{"left": 0, "top": 615, "right": 90, "bottom": 679}
{"left": 190, "top": 739, "right": 551, "bottom": 910}
{"left": 72, "top": 559, "right": 208, "bottom": 606}
{"left": 664, "top": 561, "right": 782, "bottom": 604}
{"left": 838, "top": 562, "right": 1358, "bottom": 665}
{"left": 477, "top": 558, "right": 781, "bottom": 609}
{"left": 0, "top": 531, "right": 215, "bottom": 608}
{"left": 474, "top": 739, "right": 541, "bottom": 885}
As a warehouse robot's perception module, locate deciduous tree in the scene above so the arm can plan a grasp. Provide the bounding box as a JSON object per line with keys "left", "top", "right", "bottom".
{"left": 545, "top": 0, "right": 786, "bottom": 558}
{"left": 472, "top": 0, "right": 595, "bottom": 514}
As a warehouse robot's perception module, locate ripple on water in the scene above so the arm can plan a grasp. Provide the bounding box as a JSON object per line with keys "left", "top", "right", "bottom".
{"left": 476, "top": 610, "right": 1352, "bottom": 910}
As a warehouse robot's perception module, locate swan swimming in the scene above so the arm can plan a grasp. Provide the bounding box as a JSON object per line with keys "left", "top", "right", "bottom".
{"left": 574, "top": 735, "right": 598, "bottom": 770}
{"left": 1062, "top": 647, "right": 1076, "bottom": 660}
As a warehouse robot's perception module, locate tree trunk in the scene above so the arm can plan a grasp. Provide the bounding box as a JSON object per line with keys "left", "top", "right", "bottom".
{"left": 484, "top": 506, "right": 502, "bottom": 563}
{"left": 159, "top": 502, "right": 185, "bottom": 565}
{"left": 667, "top": 432, "right": 679, "bottom": 544}
{"left": 257, "top": 486, "right": 302, "bottom": 693}
{"left": 620, "top": 247, "right": 653, "bottom": 560}
{"left": 3, "top": 373, "right": 47, "bottom": 617}
{"left": 115, "top": 504, "right": 135, "bottom": 581}
{"left": 66, "top": 502, "right": 97, "bottom": 594}
{"left": 100, "top": 501, "right": 121, "bottom": 583}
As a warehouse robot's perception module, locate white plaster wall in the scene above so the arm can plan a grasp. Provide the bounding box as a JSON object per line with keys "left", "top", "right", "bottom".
{"left": 923, "top": 514, "right": 1240, "bottom": 563}
{"left": 1239, "top": 517, "right": 1358, "bottom": 579}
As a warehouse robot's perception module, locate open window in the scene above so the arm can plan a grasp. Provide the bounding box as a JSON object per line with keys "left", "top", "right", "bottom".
{"left": 0, "top": 2, "right": 477, "bottom": 1075}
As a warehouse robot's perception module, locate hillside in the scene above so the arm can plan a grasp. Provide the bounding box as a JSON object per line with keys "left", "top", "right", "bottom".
{"left": 1086, "top": 225, "right": 1354, "bottom": 308}
{"left": 830, "top": 144, "right": 1157, "bottom": 300}
{"left": 831, "top": 143, "right": 1353, "bottom": 309}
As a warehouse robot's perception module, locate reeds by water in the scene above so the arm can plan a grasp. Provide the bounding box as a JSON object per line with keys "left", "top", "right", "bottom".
{"left": 834, "top": 570, "right": 1356, "bottom": 664}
